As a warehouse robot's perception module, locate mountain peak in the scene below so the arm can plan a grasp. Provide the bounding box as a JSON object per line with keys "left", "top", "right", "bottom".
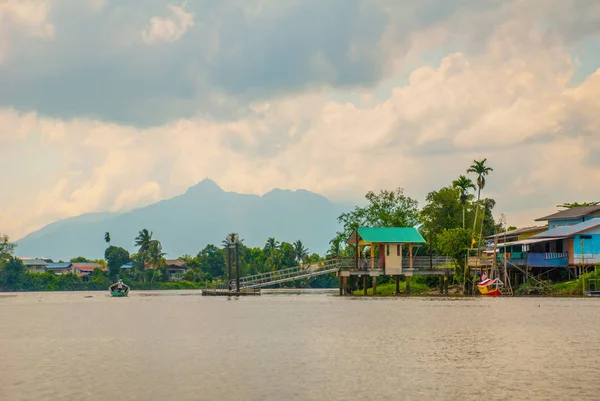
{"left": 185, "top": 178, "right": 223, "bottom": 194}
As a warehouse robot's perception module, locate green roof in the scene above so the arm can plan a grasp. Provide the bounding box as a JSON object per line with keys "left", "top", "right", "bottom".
{"left": 347, "top": 227, "right": 426, "bottom": 244}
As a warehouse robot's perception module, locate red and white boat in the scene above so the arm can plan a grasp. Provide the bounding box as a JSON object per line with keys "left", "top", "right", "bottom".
{"left": 477, "top": 274, "right": 503, "bottom": 296}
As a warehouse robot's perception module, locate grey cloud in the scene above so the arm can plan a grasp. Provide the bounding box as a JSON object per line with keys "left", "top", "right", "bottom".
{"left": 1, "top": 0, "right": 599, "bottom": 129}
{"left": 0, "top": 0, "right": 483, "bottom": 127}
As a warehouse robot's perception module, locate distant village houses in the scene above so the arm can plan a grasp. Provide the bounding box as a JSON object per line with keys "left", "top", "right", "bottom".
{"left": 17, "top": 257, "right": 188, "bottom": 282}
{"left": 472, "top": 205, "right": 600, "bottom": 283}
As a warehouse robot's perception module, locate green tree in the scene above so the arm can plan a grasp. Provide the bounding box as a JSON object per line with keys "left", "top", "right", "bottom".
{"left": 70, "top": 256, "right": 90, "bottom": 263}
{"left": 148, "top": 240, "right": 166, "bottom": 269}
{"left": 292, "top": 240, "right": 309, "bottom": 265}
{"left": 467, "top": 158, "right": 493, "bottom": 234}
{"left": 332, "top": 188, "right": 419, "bottom": 252}
{"left": 104, "top": 232, "right": 111, "bottom": 247}
{"left": 135, "top": 229, "right": 153, "bottom": 253}
{"left": 0, "top": 234, "right": 16, "bottom": 262}
{"left": 264, "top": 237, "right": 280, "bottom": 254}
{"left": 437, "top": 228, "right": 472, "bottom": 293}
{"left": 557, "top": 201, "right": 600, "bottom": 208}
{"left": 420, "top": 186, "right": 465, "bottom": 253}
{"left": 0, "top": 258, "right": 25, "bottom": 290}
{"left": 280, "top": 242, "right": 297, "bottom": 268}
{"left": 197, "top": 244, "right": 225, "bottom": 277}
{"left": 452, "top": 175, "right": 476, "bottom": 229}
{"left": 104, "top": 246, "right": 130, "bottom": 281}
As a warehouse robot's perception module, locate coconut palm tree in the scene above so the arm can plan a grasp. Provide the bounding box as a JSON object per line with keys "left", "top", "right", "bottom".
{"left": 467, "top": 159, "right": 493, "bottom": 233}
{"left": 452, "top": 175, "right": 476, "bottom": 229}
{"left": 148, "top": 240, "right": 166, "bottom": 269}
{"left": 264, "top": 237, "right": 279, "bottom": 255}
{"left": 104, "top": 232, "right": 111, "bottom": 247}
{"left": 135, "top": 229, "right": 153, "bottom": 253}
{"left": 292, "top": 240, "right": 309, "bottom": 265}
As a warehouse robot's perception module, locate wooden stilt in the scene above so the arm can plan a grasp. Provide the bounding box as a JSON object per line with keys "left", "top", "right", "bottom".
{"left": 372, "top": 277, "right": 377, "bottom": 296}
{"left": 406, "top": 276, "right": 411, "bottom": 294}
{"left": 440, "top": 276, "right": 444, "bottom": 294}
{"left": 339, "top": 275, "right": 343, "bottom": 296}
{"left": 363, "top": 276, "right": 368, "bottom": 296}
{"left": 409, "top": 243, "right": 413, "bottom": 269}
{"left": 395, "top": 276, "right": 400, "bottom": 294}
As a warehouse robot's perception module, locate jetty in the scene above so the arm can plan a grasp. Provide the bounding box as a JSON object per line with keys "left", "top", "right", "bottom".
{"left": 203, "top": 227, "right": 452, "bottom": 296}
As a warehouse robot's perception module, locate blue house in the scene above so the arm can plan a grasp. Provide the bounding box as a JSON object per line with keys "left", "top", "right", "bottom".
{"left": 496, "top": 206, "right": 600, "bottom": 271}
{"left": 535, "top": 205, "right": 600, "bottom": 229}
{"left": 531, "top": 219, "right": 600, "bottom": 266}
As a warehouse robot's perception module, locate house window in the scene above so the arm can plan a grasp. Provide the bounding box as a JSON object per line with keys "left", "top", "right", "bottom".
{"left": 386, "top": 245, "right": 389, "bottom": 256}
{"left": 397, "top": 245, "right": 401, "bottom": 256}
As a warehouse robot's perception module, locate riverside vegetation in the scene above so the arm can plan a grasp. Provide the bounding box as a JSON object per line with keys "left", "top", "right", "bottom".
{"left": 1, "top": 158, "right": 596, "bottom": 295}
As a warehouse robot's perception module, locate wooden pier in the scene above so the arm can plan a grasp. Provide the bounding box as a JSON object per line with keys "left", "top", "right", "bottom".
{"left": 202, "top": 288, "right": 261, "bottom": 296}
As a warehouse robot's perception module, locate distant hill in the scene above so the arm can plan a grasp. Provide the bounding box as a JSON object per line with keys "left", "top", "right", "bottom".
{"left": 15, "top": 179, "right": 347, "bottom": 261}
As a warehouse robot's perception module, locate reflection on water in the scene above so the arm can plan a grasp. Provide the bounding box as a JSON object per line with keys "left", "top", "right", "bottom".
{"left": 1, "top": 291, "right": 599, "bottom": 400}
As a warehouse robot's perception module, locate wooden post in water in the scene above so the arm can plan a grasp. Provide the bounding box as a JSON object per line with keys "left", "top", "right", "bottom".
{"left": 445, "top": 274, "right": 449, "bottom": 295}
{"left": 363, "top": 276, "right": 368, "bottom": 296}
{"left": 406, "top": 276, "right": 411, "bottom": 294}
{"left": 395, "top": 276, "right": 400, "bottom": 294}
{"left": 227, "top": 245, "right": 232, "bottom": 291}
{"left": 372, "top": 277, "right": 377, "bottom": 296}
{"left": 235, "top": 241, "right": 240, "bottom": 293}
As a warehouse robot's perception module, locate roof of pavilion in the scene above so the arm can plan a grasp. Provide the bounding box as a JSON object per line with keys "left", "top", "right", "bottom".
{"left": 346, "top": 227, "right": 426, "bottom": 245}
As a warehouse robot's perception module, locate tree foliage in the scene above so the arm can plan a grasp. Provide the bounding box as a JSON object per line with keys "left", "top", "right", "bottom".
{"left": 104, "top": 246, "right": 130, "bottom": 280}
{"left": 558, "top": 201, "right": 600, "bottom": 208}
{"left": 332, "top": 188, "right": 419, "bottom": 252}
{"left": 0, "top": 234, "right": 16, "bottom": 261}
{"left": 437, "top": 228, "right": 471, "bottom": 272}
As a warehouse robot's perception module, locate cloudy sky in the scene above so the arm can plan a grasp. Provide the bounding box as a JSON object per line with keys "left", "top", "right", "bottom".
{"left": 1, "top": 0, "right": 600, "bottom": 239}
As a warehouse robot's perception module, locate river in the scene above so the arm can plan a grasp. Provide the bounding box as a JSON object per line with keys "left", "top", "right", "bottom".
{"left": 1, "top": 290, "right": 599, "bottom": 400}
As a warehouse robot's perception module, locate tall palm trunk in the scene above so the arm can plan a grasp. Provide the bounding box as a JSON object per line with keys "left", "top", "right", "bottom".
{"left": 462, "top": 205, "right": 465, "bottom": 229}
{"left": 472, "top": 188, "right": 481, "bottom": 233}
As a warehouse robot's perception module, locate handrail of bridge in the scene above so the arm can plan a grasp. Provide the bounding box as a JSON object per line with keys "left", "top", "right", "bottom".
{"left": 231, "top": 258, "right": 347, "bottom": 290}
{"left": 229, "top": 256, "right": 453, "bottom": 290}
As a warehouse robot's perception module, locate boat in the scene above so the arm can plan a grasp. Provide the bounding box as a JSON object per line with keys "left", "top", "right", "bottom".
{"left": 109, "top": 280, "right": 130, "bottom": 297}
{"left": 477, "top": 277, "right": 503, "bottom": 296}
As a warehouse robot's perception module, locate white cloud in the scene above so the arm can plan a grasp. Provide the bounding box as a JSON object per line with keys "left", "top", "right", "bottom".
{"left": 1, "top": 1, "right": 600, "bottom": 241}
{"left": 0, "top": 0, "right": 54, "bottom": 38}
{"left": 141, "top": 4, "right": 194, "bottom": 44}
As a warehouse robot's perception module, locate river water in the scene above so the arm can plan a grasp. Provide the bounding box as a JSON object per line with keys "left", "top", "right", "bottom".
{"left": 1, "top": 290, "right": 599, "bottom": 400}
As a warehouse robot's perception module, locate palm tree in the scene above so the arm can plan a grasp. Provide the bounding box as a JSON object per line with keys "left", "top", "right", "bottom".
{"left": 452, "top": 175, "right": 477, "bottom": 229}
{"left": 148, "top": 240, "right": 166, "bottom": 269}
{"left": 264, "top": 237, "right": 279, "bottom": 254}
{"left": 467, "top": 159, "right": 493, "bottom": 234}
{"left": 104, "top": 232, "right": 111, "bottom": 247}
{"left": 292, "top": 240, "right": 309, "bottom": 265}
{"left": 135, "top": 229, "right": 153, "bottom": 253}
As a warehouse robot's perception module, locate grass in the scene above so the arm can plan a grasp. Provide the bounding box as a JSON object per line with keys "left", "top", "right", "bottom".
{"left": 352, "top": 278, "right": 434, "bottom": 296}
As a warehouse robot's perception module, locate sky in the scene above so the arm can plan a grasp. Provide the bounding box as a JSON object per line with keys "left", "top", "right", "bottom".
{"left": 1, "top": 0, "right": 600, "bottom": 240}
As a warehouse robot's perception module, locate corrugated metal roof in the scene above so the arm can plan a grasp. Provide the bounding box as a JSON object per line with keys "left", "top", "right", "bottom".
{"left": 46, "top": 263, "right": 72, "bottom": 269}
{"left": 165, "top": 259, "right": 186, "bottom": 267}
{"left": 21, "top": 259, "right": 47, "bottom": 266}
{"left": 496, "top": 237, "right": 560, "bottom": 247}
{"left": 347, "top": 227, "right": 426, "bottom": 244}
{"left": 485, "top": 226, "right": 547, "bottom": 239}
{"left": 532, "top": 219, "right": 600, "bottom": 238}
{"left": 535, "top": 205, "right": 600, "bottom": 221}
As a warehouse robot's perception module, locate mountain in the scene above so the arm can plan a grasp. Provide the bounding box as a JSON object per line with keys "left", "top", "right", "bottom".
{"left": 15, "top": 179, "right": 347, "bottom": 261}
